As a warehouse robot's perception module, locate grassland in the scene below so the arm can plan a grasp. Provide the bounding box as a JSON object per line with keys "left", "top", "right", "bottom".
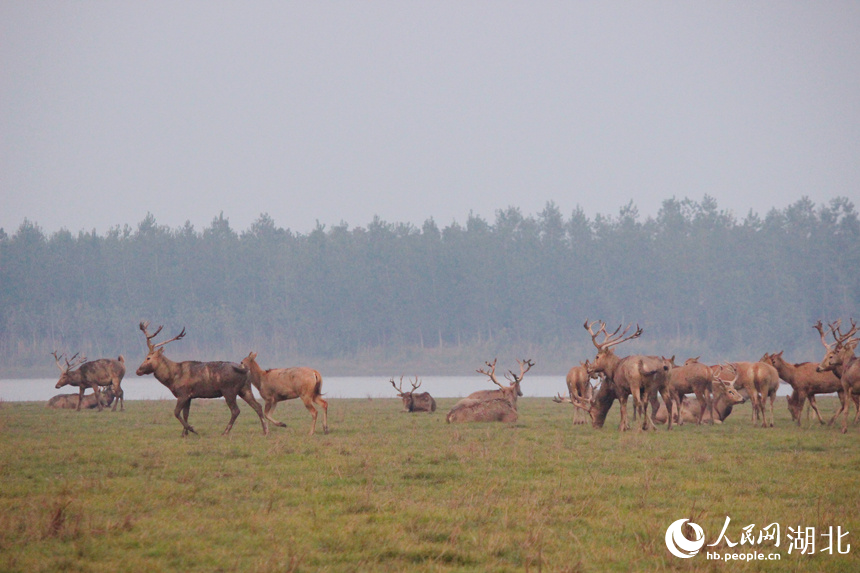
{"left": 0, "top": 397, "right": 858, "bottom": 572}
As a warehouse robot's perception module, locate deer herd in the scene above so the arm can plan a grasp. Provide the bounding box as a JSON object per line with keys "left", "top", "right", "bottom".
{"left": 47, "top": 317, "right": 860, "bottom": 436}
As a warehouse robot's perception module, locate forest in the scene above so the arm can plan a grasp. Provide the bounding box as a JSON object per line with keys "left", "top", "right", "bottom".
{"left": 1, "top": 195, "right": 858, "bottom": 376}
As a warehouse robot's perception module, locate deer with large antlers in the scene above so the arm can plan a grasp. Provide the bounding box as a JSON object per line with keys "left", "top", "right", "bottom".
{"left": 446, "top": 358, "right": 534, "bottom": 423}
{"left": 52, "top": 351, "right": 126, "bottom": 412}
{"left": 136, "top": 322, "right": 268, "bottom": 437}
{"left": 583, "top": 320, "right": 672, "bottom": 431}
{"left": 390, "top": 376, "right": 436, "bottom": 413}
{"left": 241, "top": 352, "right": 329, "bottom": 434}
{"left": 815, "top": 319, "right": 860, "bottom": 434}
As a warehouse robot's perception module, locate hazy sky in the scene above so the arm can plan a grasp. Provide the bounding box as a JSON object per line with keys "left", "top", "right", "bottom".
{"left": 2, "top": 2, "right": 859, "bottom": 235}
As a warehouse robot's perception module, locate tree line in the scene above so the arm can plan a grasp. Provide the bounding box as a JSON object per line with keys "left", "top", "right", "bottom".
{"left": 1, "top": 195, "right": 858, "bottom": 376}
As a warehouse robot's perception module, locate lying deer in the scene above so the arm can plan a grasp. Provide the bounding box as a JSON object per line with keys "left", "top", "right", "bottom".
{"left": 47, "top": 386, "right": 116, "bottom": 410}
{"left": 446, "top": 359, "right": 533, "bottom": 423}
{"left": 241, "top": 352, "right": 329, "bottom": 435}
{"left": 136, "top": 322, "right": 268, "bottom": 437}
{"left": 390, "top": 376, "right": 436, "bottom": 413}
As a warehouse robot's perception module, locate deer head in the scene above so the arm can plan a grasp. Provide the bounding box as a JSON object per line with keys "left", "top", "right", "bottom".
{"left": 815, "top": 319, "right": 859, "bottom": 373}
{"left": 136, "top": 321, "right": 186, "bottom": 375}
{"left": 52, "top": 351, "right": 87, "bottom": 388}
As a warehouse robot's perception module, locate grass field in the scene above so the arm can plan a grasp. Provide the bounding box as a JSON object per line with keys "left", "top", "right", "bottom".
{"left": 0, "top": 396, "right": 858, "bottom": 572}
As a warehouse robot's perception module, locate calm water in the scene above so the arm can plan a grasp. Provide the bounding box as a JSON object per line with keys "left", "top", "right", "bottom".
{"left": 0, "top": 375, "right": 793, "bottom": 402}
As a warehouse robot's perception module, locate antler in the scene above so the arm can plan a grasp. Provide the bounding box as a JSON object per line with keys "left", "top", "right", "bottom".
{"left": 477, "top": 359, "right": 503, "bottom": 388}
{"left": 139, "top": 321, "right": 185, "bottom": 352}
{"left": 506, "top": 358, "right": 535, "bottom": 383}
{"left": 831, "top": 318, "right": 859, "bottom": 346}
{"left": 51, "top": 350, "right": 66, "bottom": 373}
{"left": 813, "top": 320, "right": 834, "bottom": 350}
{"left": 409, "top": 376, "right": 422, "bottom": 391}
{"left": 583, "top": 319, "right": 642, "bottom": 351}
{"left": 552, "top": 392, "right": 571, "bottom": 404}
{"left": 714, "top": 363, "right": 739, "bottom": 386}
{"left": 390, "top": 377, "right": 404, "bottom": 394}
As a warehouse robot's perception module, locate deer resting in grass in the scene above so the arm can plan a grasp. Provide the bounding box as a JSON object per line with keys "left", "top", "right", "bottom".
{"left": 240, "top": 352, "right": 329, "bottom": 435}
{"left": 711, "top": 360, "right": 779, "bottom": 428}
{"left": 815, "top": 319, "right": 860, "bottom": 434}
{"left": 47, "top": 386, "right": 116, "bottom": 410}
{"left": 135, "top": 322, "right": 268, "bottom": 437}
{"left": 52, "top": 351, "right": 126, "bottom": 412}
{"left": 390, "top": 376, "right": 436, "bottom": 413}
{"left": 583, "top": 320, "right": 672, "bottom": 431}
{"left": 446, "top": 358, "right": 533, "bottom": 423}
{"left": 666, "top": 357, "right": 743, "bottom": 425}
{"left": 653, "top": 364, "right": 744, "bottom": 425}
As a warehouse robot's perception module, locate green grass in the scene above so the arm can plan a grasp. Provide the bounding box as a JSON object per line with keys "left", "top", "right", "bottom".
{"left": 0, "top": 397, "right": 858, "bottom": 572}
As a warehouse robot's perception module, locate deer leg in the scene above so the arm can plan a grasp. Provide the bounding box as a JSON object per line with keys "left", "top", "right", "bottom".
{"left": 174, "top": 398, "right": 196, "bottom": 437}
{"left": 264, "top": 398, "right": 288, "bottom": 428}
{"left": 806, "top": 394, "right": 825, "bottom": 425}
{"left": 852, "top": 394, "right": 860, "bottom": 424}
{"left": 239, "top": 386, "right": 269, "bottom": 435}
{"left": 314, "top": 394, "right": 329, "bottom": 434}
{"left": 300, "top": 395, "right": 319, "bottom": 435}
{"left": 76, "top": 386, "right": 86, "bottom": 411}
{"left": 618, "top": 395, "right": 630, "bottom": 431}
{"left": 222, "top": 394, "right": 241, "bottom": 435}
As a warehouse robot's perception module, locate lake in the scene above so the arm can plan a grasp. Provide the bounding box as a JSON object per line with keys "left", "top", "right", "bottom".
{"left": 0, "top": 375, "right": 793, "bottom": 402}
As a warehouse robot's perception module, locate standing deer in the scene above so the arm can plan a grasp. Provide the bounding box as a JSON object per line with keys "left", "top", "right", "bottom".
{"left": 52, "top": 351, "right": 126, "bottom": 412}
{"left": 390, "top": 376, "right": 437, "bottom": 413}
{"left": 564, "top": 361, "right": 596, "bottom": 425}
{"left": 762, "top": 350, "right": 846, "bottom": 426}
{"left": 815, "top": 319, "right": 860, "bottom": 434}
{"left": 446, "top": 359, "right": 533, "bottom": 423}
{"left": 240, "top": 352, "right": 329, "bottom": 435}
{"left": 135, "top": 322, "right": 268, "bottom": 437}
{"left": 583, "top": 320, "right": 672, "bottom": 431}
{"left": 653, "top": 364, "right": 744, "bottom": 425}
{"left": 709, "top": 360, "right": 779, "bottom": 428}
{"left": 665, "top": 357, "right": 740, "bottom": 425}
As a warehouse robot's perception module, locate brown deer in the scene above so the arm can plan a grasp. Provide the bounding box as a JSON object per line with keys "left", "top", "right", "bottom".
{"left": 666, "top": 357, "right": 742, "bottom": 425}
{"left": 653, "top": 364, "right": 744, "bottom": 425}
{"left": 390, "top": 376, "right": 437, "bottom": 413}
{"left": 47, "top": 386, "right": 116, "bottom": 410}
{"left": 240, "top": 352, "right": 329, "bottom": 435}
{"left": 815, "top": 319, "right": 860, "bottom": 434}
{"left": 762, "top": 349, "right": 846, "bottom": 426}
{"left": 446, "top": 358, "right": 533, "bottom": 423}
{"left": 710, "top": 360, "right": 779, "bottom": 428}
{"left": 554, "top": 376, "right": 621, "bottom": 429}
{"left": 564, "top": 361, "right": 596, "bottom": 425}
{"left": 52, "top": 351, "right": 126, "bottom": 412}
{"left": 583, "top": 320, "right": 672, "bottom": 431}
{"left": 136, "top": 322, "right": 268, "bottom": 437}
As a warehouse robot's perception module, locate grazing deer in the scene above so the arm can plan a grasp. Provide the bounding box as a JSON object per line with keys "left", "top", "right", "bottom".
{"left": 47, "top": 386, "right": 116, "bottom": 410}
{"left": 554, "top": 376, "right": 621, "bottom": 429}
{"left": 583, "top": 320, "right": 672, "bottom": 431}
{"left": 240, "top": 352, "right": 329, "bottom": 435}
{"left": 390, "top": 376, "right": 436, "bottom": 413}
{"left": 814, "top": 319, "right": 860, "bottom": 434}
{"left": 446, "top": 359, "right": 533, "bottom": 423}
{"left": 136, "top": 322, "right": 268, "bottom": 437}
{"left": 52, "top": 351, "right": 126, "bottom": 412}
{"left": 762, "top": 350, "right": 846, "bottom": 426}
{"left": 564, "top": 361, "right": 596, "bottom": 425}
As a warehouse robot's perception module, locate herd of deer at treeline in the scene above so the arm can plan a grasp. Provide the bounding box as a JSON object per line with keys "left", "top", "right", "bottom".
{"left": 48, "top": 317, "right": 860, "bottom": 436}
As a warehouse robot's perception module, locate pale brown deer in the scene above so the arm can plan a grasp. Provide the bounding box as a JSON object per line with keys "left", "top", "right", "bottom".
{"left": 564, "top": 360, "right": 596, "bottom": 425}
{"left": 666, "top": 357, "right": 743, "bottom": 425}
{"left": 583, "top": 320, "right": 672, "bottom": 431}
{"left": 390, "top": 376, "right": 437, "bottom": 413}
{"left": 136, "top": 322, "right": 268, "bottom": 437}
{"left": 710, "top": 360, "right": 779, "bottom": 428}
{"left": 554, "top": 375, "right": 621, "bottom": 429}
{"left": 654, "top": 364, "right": 743, "bottom": 425}
{"left": 241, "top": 352, "right": 329, "bottom": 435}
{"left": 446, "top": 358, "right": 533, "bottom": 423}
{"left": 47, "top": 386, "right": 116, "bottom": 410}
{"left": 52, "top": 352, "right": 125, "bottom": 412}
{"left": 814, "top": 319, "right": 860, "bottom": 434}
{"left": 763, "top": 349, "right": 846, "bottom": 426}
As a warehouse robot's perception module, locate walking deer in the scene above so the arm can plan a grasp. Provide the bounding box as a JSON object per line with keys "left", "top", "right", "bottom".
{"left": 135, "top": 322, "right": 268, "bottom": 437}
{"left": 240, "top": 352, "right": 329, "bottom": 435}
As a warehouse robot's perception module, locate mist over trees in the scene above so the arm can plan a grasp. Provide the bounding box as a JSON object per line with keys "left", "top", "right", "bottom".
{"left": 1, "top": 196, "right": 858, "bottom": 376}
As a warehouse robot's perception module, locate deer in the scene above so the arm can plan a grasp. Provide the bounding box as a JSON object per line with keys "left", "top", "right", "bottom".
{"left": 814, "top": 319, "right": 860, "bottom": 434}
{"left": 554, "top": 375, "right": 621, "bottom": 429}
{"left": 564, "top": 361, "right": 596, "bottom": 425}
{"left": 135, "top": 322, "right": 268, "bottom": 437}
{"left": 665, "top": 357, "right": 742, "bottom": 425}
{"left": 52, "top": 351, "right": 126, "bottom": 412}
{"left": 240, "top": 352, "right": 329, "bottom": 435}
{"left": 653, "top": 364, "right": 744, "bottom": 425}
{"left": 762, "top": 349, "right": 846, "bottom": 426}
{"left": 390, "top": 376, "right": 437, "bottom": 413}
{"left": 446, "top": 358, "right": 533, "bottom": 423}
{"left": 47, "top": 386, "right": 116, "bottom": 410}
{"left": 583, "top": 320, "right": 672, "bottom": 431}
{"left": 709, "top": 359, "right": 779, "bottom": 428}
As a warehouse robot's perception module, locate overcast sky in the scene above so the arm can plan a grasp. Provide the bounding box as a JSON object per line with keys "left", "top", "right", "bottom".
{"left": 2, "top": 2, "right": 858, "bottom": 235}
